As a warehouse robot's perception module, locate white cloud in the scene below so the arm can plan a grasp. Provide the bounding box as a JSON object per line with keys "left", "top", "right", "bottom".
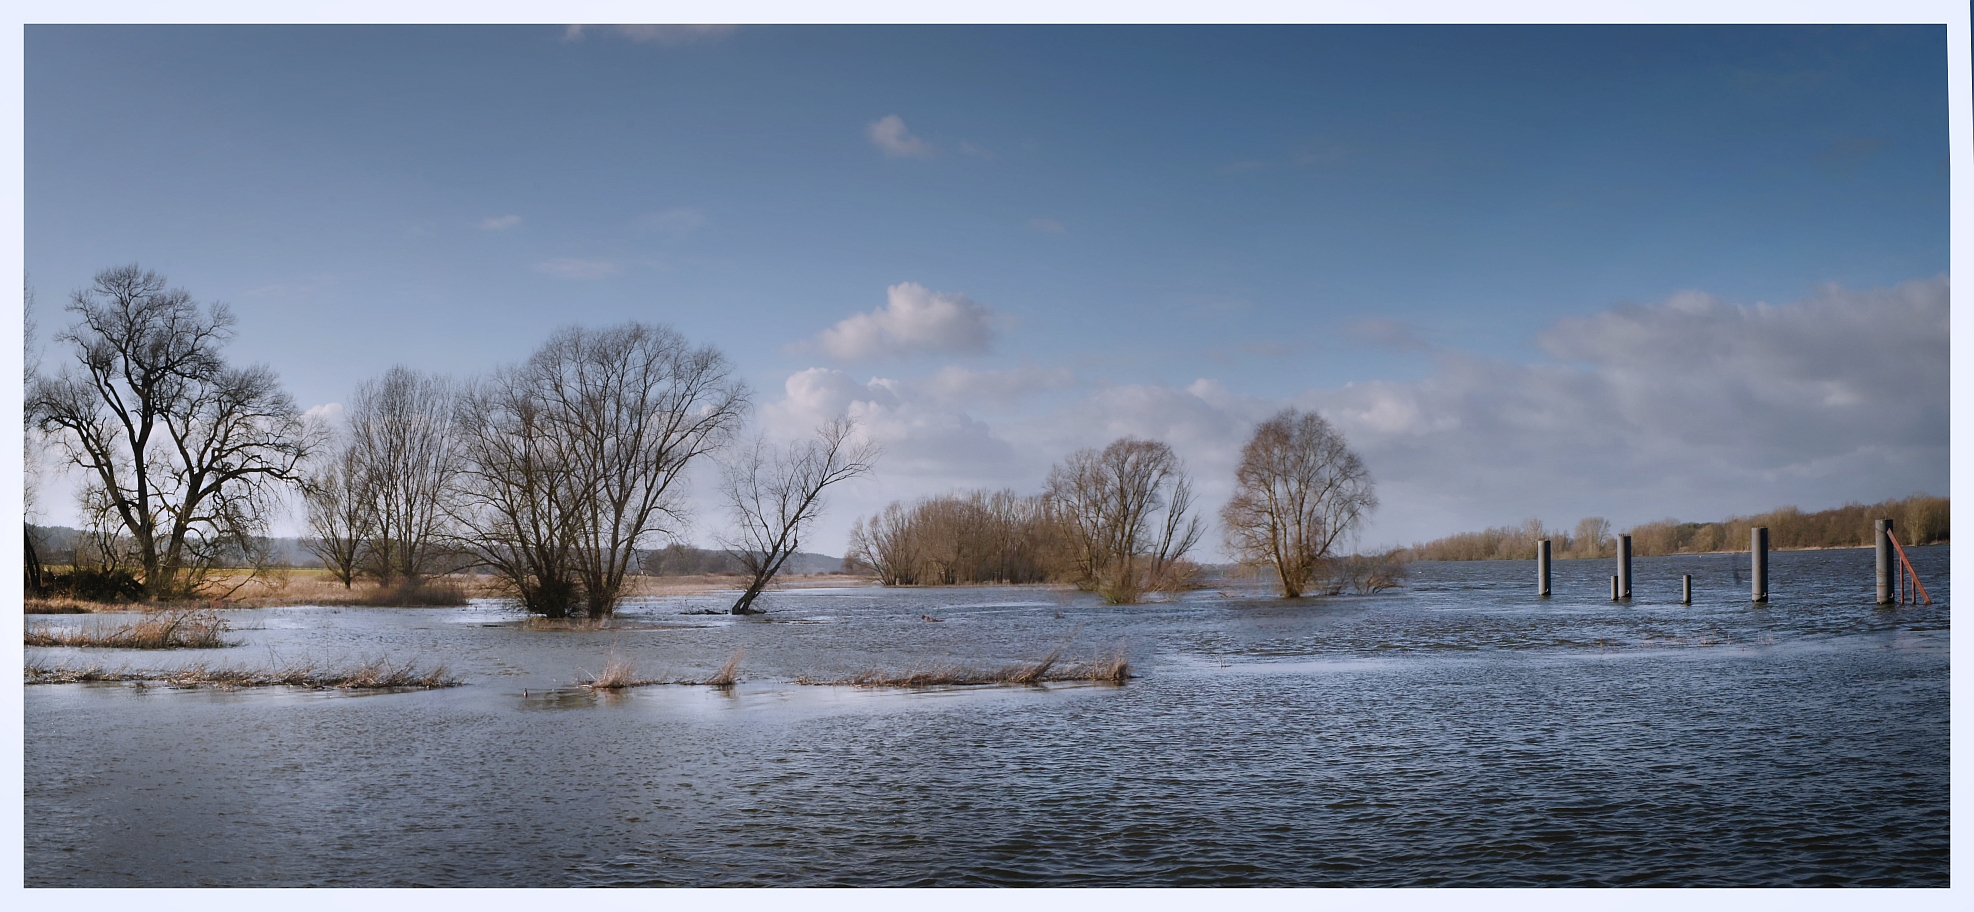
{"left": 303, "top": 402, "right": 346, "bottom": 434}
{"left": 762, "top": 368, "right": 1025, "bottom": 485}
{"left": 867, "top": 115, "right": 935, "bottom": 158}
{"left": 564, "top": 25, "right": 736, "bottom": 45}
{"left": 816, "top": 282, "right": 994, "bottom": 361}
{"left": 1294, "top": 275, "right": 1950, "bottom": 543}
{"left": 479, "top": 215, "right": 522, "bottom": 231}
{"left": 767, "top": 276, "right": 1949, "bottom": 560}
{"left": 958, "top": 141, "right": 995, "bottom": 159}
{"left": 1028, "top": 217, "right": 1066, "bottom": 235}
{"left": 638, "top": 207, "right": 705, "bottom": 236}
{"left": 534, "top": 257, "right": 619, "bottom": 280}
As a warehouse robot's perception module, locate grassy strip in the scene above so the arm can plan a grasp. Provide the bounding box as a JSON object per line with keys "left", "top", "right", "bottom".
{"left": 576, "top": 648, "right": 746, "bottom": 689}
{"left": 25, "top": 609, "right": 235, "bottom": 649}
{"left": 796, "top": 646, "right": 1132, "bottom": 688}
{"left": 25, "top": 657, "right": 460, "bottom": 689}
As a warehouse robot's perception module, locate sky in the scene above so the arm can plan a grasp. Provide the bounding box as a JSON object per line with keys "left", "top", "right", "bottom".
{"left": 21, "top": 23, "right": 1953, "bottom": 559}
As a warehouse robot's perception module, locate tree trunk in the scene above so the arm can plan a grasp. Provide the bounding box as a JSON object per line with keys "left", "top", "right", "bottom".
{"left": 24, "top": 524, "right": 44, "bottom": 597}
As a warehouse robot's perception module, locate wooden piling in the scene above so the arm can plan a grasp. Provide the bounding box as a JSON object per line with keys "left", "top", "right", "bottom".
{"left": 1537, "top": 539, "right": 1551, "bottom": 597}
{"left": 1681, "top": 574, "right": 1692, "bottom": 605}
{"left": 1611, "top": 575, "right": 1619, "bottom": 601}
{"left": 1751, "top": 527, "right": 1769, "bottom": 603}
{"left": 1875, "top": 519, "right": 1895, "bottom": 605}
{"left": 1617, "top": 534, "right": 1632, "bottom": 600}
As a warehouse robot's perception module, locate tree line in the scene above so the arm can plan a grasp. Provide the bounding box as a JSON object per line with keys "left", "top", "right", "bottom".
{"left": 1402, "top": 494, "right": 1949, "bottom": 562}
{"left": 27, "top": 265, "right": 875, "bottom": 616}
{"left": 850, "top": 409, "right": 1386, "bottom": 602}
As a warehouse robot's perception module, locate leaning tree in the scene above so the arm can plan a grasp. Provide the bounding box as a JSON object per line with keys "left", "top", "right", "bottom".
{"left": 29, "top": 265, "right": 311, "bottom": 599}
{"left": 719, "top": 417, "right": 878, "bottom": 614}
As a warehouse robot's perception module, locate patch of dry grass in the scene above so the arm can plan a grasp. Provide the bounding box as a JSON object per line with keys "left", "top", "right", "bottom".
{"left": 575, "top": 654, "right": 657, "bottom": 689}
{"left": 25, "top": 656, "right": 460, "bottom": 689}
{"left": 702, "top": 647, "right": 745, "bottom": 687}
{"left": 798, "top": 645, "right": 1132, "bottom": 688}
{"left": 26, "top": 609, "right": 235, "bottom": 649}
{"left": 25, "top": 597, "right": 101, "bottom": 614}
{"left": 213, "top": 569, "right": 497, "bottom": 607}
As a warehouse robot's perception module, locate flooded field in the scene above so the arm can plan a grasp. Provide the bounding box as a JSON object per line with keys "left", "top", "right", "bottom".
{"left": 24, "top": 546, "right": 1949, "bottom": 886}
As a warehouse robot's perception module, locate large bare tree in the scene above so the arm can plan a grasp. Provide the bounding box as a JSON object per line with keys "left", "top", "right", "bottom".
{"left": 29, "top": 265, "right": 311, "bottom": 599}
{"left": 347, "top": 366, "right": 461, "bottom": 584}
{"left": 454, "top": 322, "right": 747, "bottom": 618}
{"left": 1221, "top": 408, "right": 1377, "bottom": 598}
{"left": 1045, "top": 436, "right": 1204, "bottom": 604}
{"left": 720, "top": 417, "right": 878, "bottom": 614}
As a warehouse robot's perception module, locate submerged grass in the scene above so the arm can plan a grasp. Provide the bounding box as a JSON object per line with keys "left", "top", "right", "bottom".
{"left": 798, "top": 645, "right": 1132, "bottom": 688}
{"left": 573, "top": 647, "right": 746, "bottom": 689}
{"left": 25, "top": 609, "right": 235, "bottom": 649}
{"left": 25, "top": 656, "right": 461, "bottom": 690}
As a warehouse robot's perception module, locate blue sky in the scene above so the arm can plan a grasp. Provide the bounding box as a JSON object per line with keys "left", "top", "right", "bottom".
{"left": 23, "top": 24, "right": 1952, "bottom": 555}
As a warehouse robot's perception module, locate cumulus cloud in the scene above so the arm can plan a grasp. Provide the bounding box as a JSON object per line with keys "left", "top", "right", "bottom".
{"left": 958, "top": 141, "right": 995, "bottom": 159}
{"left": 761, "top": 368, "right": 1025, "bottom": 484}
{"left": 479, "top": 214, "right": 522, "bottom": 231}
{"left": 868, "top": 115, "right": 934, "bottom": 158}
{"left": 816, "top": 282, "right": 995, "bottom": 361}
{"left": 1295, "top": 276, "right": 1951, "bottom": 542}
{"left": 534, "top": 257, "right": 618, "bottom": 280}
{"left": 563, "top": 24, "right": 736, "bottom": 45}
{"left": 769, "top": 276, "right": 1948, "bottom": 558}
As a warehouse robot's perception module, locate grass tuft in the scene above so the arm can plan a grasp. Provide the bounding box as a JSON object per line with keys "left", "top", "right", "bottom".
{"left": 576, "top": 654, "right": 654, "bottom": 689}
{"left": 702, "top": 647, "right": 745, "bottom": 687}
{"left": 25, "top": 609, "right": 235, "bottom": 649}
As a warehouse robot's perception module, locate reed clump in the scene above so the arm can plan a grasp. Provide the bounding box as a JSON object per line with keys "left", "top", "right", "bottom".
{"left": 702, "top": 647, "right": 745, "bottom": 687}
{"left": 576, "top": 655, "right": 656, "bottom": 689}
{"left": 25, "top": 608, "right": 235, "bottom": 649}
{"left": 799, "top": 645, "right": 1132, "bottom": 688}
{"left": 24, "top": 657, "right": 460, "bottom": 689}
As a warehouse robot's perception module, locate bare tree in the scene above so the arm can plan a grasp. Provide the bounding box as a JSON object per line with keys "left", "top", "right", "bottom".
{"left": 302, "top": 436, "right": 373, "bottom": 589}
{"left": 1045, "top": 436, "right": 1204, "bottom": 604}
{"left": 1571, "top": 516, "right": 1612, "bottom": 559}
{"left": 1221, "top": 409, "right": 1377, "bottom": 597}
{"left": 453, "top": 322, "right": 747, "bottom": 618}
{"left": 347, "top": 367, "right": 461, "bottom": 584}
{"left": 29, "top": 266, "right": 311, "bottom": 599}
{"left": 720, "top": 417, "right": 878, "bottom": 614}
{"left": 848, "top": 501, "right": 921, "bottom": 585}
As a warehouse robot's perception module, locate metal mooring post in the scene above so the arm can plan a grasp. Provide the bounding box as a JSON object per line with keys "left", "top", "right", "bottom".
{"left": 1537, "top": 539, "right": 1552, "bottom": 597}
{"left": 1751, "top": 526, "right": 1769, "bottom": 603}
{"left": 1682, "top": 574, "right": 1692, "bottom": 605}
{"left": 1617, "top": 534, "right": 1633, "bottom": 600}
{"left": 1875, "top": 519, "right": 1895, "bottom": 606}
{"left": 1610, "top": 575, "right": 1619, "bottom": 601}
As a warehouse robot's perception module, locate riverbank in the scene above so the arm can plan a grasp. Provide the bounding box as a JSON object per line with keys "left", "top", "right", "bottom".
{"left": 25, "top": 569, "right": 884, "bottom": 613}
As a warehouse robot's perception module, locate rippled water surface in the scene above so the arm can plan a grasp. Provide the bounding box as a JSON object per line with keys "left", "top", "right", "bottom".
{"left": 25, "top": 547, "right": 1949, "bottom": 886}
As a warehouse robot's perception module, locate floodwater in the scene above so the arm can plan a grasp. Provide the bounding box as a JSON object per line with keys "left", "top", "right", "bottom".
{"left": 24, "top": 546, "right": 1949, "bottom": 887}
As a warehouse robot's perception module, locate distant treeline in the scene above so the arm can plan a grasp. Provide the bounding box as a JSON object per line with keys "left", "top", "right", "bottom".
{"left": 849, "top": 489, "right": 1062, "bottom": 586}
{"left": 851, "top": 437, "right": 1219, "bottom": 605}
{"left": 1403, "top": 494, "right": 1949, "bottom": 562}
